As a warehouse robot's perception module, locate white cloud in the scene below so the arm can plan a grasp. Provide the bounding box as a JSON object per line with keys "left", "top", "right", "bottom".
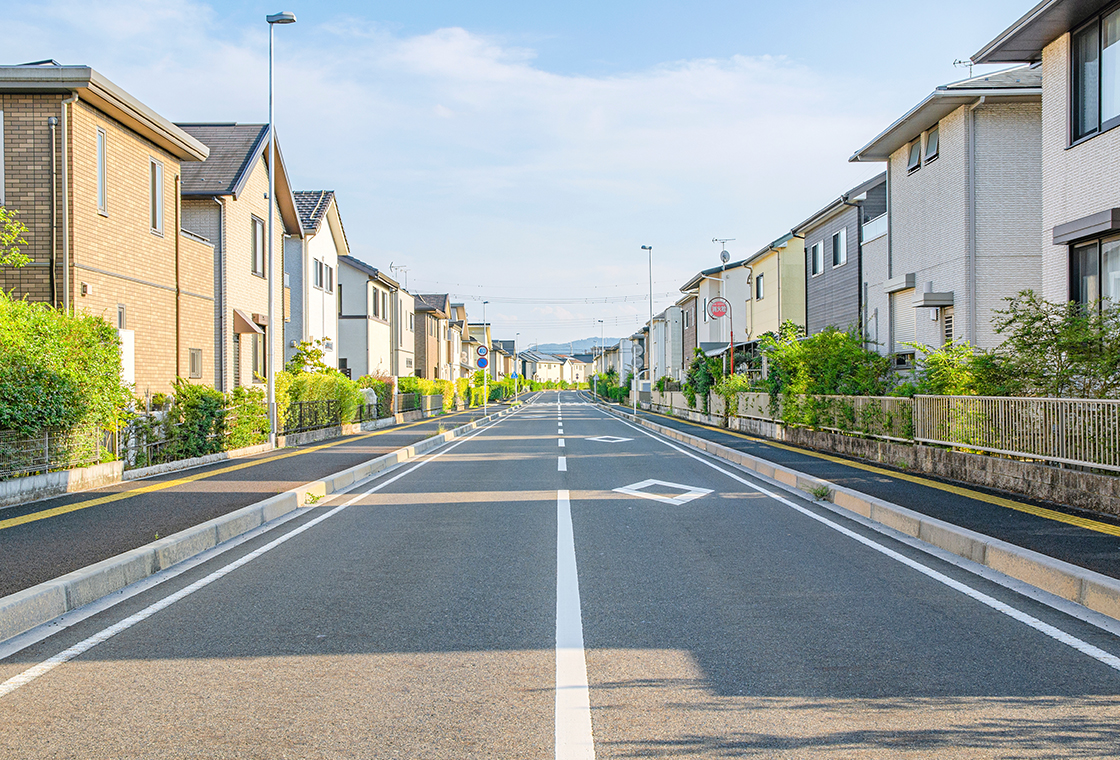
{"left": 5, "top": 1, "right": 895, "bottom": 342}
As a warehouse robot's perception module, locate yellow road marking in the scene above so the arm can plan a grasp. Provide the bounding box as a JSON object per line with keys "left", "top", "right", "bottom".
{"left": 638, "top": 407, "right": 1120, "bottom": 540}
{"left": 0, "top": 408, "right": 484, "bottom": 532}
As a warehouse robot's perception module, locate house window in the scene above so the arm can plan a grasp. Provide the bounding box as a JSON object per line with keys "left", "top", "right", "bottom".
{"left": 314, "top": 259, "right": 324, "bottom": 289}
{"left": 189, "top": 348, "right": 203, "bottom": 379}
{"left": 251, "top": 216, "right": 265, "bottom": 276}
{"left": 942, "top": 307, "right": 955, "bottom": 346}
{"left": 755, "top": 273, "right": 765, "bottom": 300}
{"left": 1074, "top": 7, "right": 1120, "bottom": 141}
{"left": 97, "top": 128, "right": 108, "bottom": 215}
{"left": 1071, "top": 236, "right": 1120, "bottom": 308}
{"left": 252, "top": 330, "right": 267, "bottom": 382}
{"left": 325, "top": 265, "right": 334, "bottom": 294}
{"left": 924, "top": 125, "right": 939, "bottom": 163}
{"left": 832, "top": 230, "right": 847, "bottom": 267}
{"left": 117, "top": 304, "right": 126, "bottom": 330}
{"left": 408, "top": 312, "right": 414, "bottom": 331}
{"left": 682, "top": 309, "right": 690, "bottom": 329}
{"left": 372, "top": 288, "right": 380, "bottom": 318}
{"left": 149, "top": 159, "right": 164, "bottom": 234}
{"left": 233, "top": 332, "right": 241, "bottom": 388}
{"left": 406, "top": 357, "right": 413, "bottom": 368}
{"left": 906, "top": 139, "right": 922, "bottom": 172}
{"left": 811, "top": 242, "right": 824, "bottom": 276}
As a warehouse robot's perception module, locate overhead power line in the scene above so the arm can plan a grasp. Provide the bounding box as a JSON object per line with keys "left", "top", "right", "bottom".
{"left": 446, "top": 292, "right": 679, "bottom": 305}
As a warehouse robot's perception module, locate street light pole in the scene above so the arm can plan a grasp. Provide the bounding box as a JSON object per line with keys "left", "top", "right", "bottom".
{"left": 266, "top": 11, "right": 296, "bottom": 448}
{"left": 483, "top": 299, "right": 489, "bottom": 416}
{"left": 515, "top": 331, "right": 520, "bottom": 403}
{"left": 596, "top": 318, "right": 604, "bottom": 399}
{"left": 641, "top": 245, "right": 652, "bottom": 396}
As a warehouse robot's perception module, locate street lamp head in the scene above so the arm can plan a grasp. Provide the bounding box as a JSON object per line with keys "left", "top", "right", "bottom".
{"left": 641, "top": 245, "right": 652, "bottom": 251}
{"left": 267, "top": 11, "right": 297, "bottom": 24}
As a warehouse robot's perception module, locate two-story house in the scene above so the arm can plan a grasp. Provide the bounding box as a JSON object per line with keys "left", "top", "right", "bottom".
{"left": 336, "top": 254, "right": 400, "bottom": 379}
{"left": 793, "top": 173, "right": 887, "bottom": 337}
{"left": 649, "top": 306, "right": 685, "bottom": 382}
{"left": 850, "top": 66, "right": 1043, "bottom": 361}
{"left": 413, "top": 293, "right": 449, "bottom": 379}
{"left": 178, "top": 122, "right": 303, "bottom": 391}
{"left": 0, "top": 62, "right": 214, "bottom": 396}
{"left": 974, "top": 0, "right": 1120, "bottom": 311}
{"left": 285, "top": 190, "right": 346, "bottom": 369}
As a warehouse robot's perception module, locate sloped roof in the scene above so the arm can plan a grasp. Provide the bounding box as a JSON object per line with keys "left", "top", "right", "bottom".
{"left": 177, "top": 123, "right": 268, "bottom": 195}
{"left": 414, "top": 293, "right": 450, "bottom": 316}
{"left": 973, "top": 0, "right": 1103, "bottom": 64}
{"left": 294, "top": 190, "right": 334, "bottom": 233}
{"left": 337, "top": 254, "right": 398, "bottom": 287}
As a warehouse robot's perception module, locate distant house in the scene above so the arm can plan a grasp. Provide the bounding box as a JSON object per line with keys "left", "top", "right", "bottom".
{"left": 649, "top": 306, "right": 684, "bottom": 382}
{"left": 336, "top": 255, "right": 402, "bottom": 378}
{"left": 413, "top": 293, "right": 450, "bottom": 379}
{"left": 522, "top": 349, "right": 563, "bottom": 383}
{"left": 850, "top": 66, "right": 1042, "bottom": 362}
{"left": 678, "top": 293, "right": 698, "bottom": 363}
{"left": 285, "top": 190, "right": 347, "bottom": 370}
{"left": 793, "top": 173, "right": 886, "bottom": 338}
{"left": 974, "top": 1, "right": 1120, "bottom": 310}
{"left": 0, "top": 62, "right": 213, "bottom": 395}
{"left": 178, "top": 122, "right": 304, "bottom": 390}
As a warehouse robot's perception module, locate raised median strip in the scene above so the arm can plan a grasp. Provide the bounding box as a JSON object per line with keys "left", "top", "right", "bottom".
{"left": 604, "top": 404, "right": 1120, "bottom": 625}
{"left": 0, "top": 406, "right": 514, "bottom": 645}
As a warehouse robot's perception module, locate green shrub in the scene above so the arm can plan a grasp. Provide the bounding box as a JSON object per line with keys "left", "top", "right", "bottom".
{"left": 357, "top": 373, "right": 395, "bottom": 418}
{"left": 225, "top": 386, "right": 268, "bottom": 449}
{"left": 165, "top": 379, "right": 225, "bottom": 459}
{"left": 0, "top": 289, "right": 130, "bottom": 434}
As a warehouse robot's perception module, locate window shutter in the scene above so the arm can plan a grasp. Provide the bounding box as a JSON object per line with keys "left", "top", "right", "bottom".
{"left": 891, "top": 290, "right": 916, "bottom": 349}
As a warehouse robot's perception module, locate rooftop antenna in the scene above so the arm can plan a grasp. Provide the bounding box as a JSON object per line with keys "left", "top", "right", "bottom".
{"left": 712, "top": 238, "right": 735, "bottom": 264}
{"left": 389, "top": 262, "right": 410, "bottom": 290}
{"left": 953, "top": 59, "right": 974, "bottom": 78}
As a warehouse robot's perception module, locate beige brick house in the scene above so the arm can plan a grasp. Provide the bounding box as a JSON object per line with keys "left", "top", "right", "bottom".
{"left": 0, "top": 61, "right": 213, "bottom": 397}
{"left": 176, "top": 123, "right": 303, "bottom": 391}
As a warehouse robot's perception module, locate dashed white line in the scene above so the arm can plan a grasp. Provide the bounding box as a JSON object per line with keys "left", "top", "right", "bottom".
{"left": 558, "top": 456, "right": 567, "bottom": 472}
{"left": 555, "top": 489, "right": 595, "bottom": 759}
{"left": 558, "top": 438, "right": 566, "bottom": 448}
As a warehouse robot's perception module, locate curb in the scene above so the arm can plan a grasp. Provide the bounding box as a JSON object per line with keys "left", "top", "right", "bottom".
{"left": 604, "top": 404, "right": 1120, "bottom": 625}
{"left": 0, "top": 407, "right": 513, "bottom": 645}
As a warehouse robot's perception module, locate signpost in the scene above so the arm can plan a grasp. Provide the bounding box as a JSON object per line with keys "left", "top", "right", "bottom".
{"left": 477, "top": 345, "right": 489, "bottom": 414}
{"left": 706, "top": 296, "right": 733, "bottom": 375}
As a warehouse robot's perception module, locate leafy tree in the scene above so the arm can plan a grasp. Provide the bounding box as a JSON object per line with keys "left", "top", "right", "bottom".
{"left": 285, "top": 338, "right": 332, "bottom": 374}
{"left": 0, "top": 207, "right": 30, "bottom": 269}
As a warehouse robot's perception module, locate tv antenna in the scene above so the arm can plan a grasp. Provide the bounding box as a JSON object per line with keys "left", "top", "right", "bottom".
{"left": 953, "top": 59, "right": 974, "bottom": 78}
{"left": 389, "top": 262, "right": 410, "bottom": 289}
{"left": 712, "top": 238, "right": 735, "bottom": 264}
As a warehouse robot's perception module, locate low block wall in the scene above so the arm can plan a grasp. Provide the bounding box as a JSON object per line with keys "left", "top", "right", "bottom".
{"left": 0, "top": 461, "right": 124, "bottom": 510}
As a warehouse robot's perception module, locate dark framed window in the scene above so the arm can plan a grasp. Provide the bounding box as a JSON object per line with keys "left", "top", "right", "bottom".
{"left": 252, "top": 329, "right": 267, "bottom": 382}
{"left": 189, "top": 348, "right": 202, "bottom": 379}
{"left": 755, "top": 272, "right": 765, "bottom": 300}
{"left": 117, "top": 304, "right": 126, "bottom": 330}
{"left": 810, "top": 241, "right": 823, "bottom": 276}
{"left": 251, "top": 216, "right": 265, "bottom": 276}
{"left": 906, "top": 139, "right": 922, "bottom": 172}
{"left": 149, "top": 159, "right": 164, "bottom": 234}
{"left": 1073, "top": 6, "right": 1120, "bottom": 142}
{"left": 924, "top": 125, "right": 939, "bottom": 162}
{"left": 832, "top": 230, "right": 847, "bottom": 267}
{"left": 1071, "top": 235, "right": 1120, "bottom": 308}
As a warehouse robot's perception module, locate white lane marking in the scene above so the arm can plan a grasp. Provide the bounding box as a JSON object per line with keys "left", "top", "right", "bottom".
{"left": 613, "top": 479, "right": 712, "bottom": 506}
{"left": 586, "top": 436, "right": 631, "bottom": 444}
{"left": 0, "top": 420, "right": 504, "bottom": 699}
{"left": 616, "top": 417, "right": 1120, "bottom": 674}
{"left": 558, "top": 438, "right": 566, "bottom": 448}
{"left": 556, "top": 489, "right": 595, "bottom": 759}
{"left": 558, "top": 457, "right": 567, "bottom": 472}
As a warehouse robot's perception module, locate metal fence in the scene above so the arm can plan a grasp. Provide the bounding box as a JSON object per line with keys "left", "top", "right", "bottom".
{"left": 353, "top": 403, "right": 383, "bottom": 424}
{"left": 282, "top": 400, "right": 341, "bottom": 434}
{"left": 395, "top": 393, "right": 420, "bottom": 413}
{"left": 914, "top": 395, "right": 1120, "bottom": 472}
{"left": 0, "top": 427, "right": 115, "bottom": 480}
{"left": 802, "top": 395, "right": 914, "bottom": 442}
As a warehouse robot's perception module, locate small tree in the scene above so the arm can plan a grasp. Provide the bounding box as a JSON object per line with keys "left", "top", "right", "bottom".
{"left": 0, "top": 207, "right": 30, "bottom": 269}
{"left": 285, "top": 338, "right": 331, "bottom": 374}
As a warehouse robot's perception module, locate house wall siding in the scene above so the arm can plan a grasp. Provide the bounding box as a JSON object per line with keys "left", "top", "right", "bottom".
{"left": 805, "top": 207, "right": 861, "bottom": 335}
{"left": 1041, "top": 32, "right": 1120, "bottom": 302}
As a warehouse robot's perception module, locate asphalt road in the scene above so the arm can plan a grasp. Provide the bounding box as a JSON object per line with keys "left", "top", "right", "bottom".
{"left": 2, "top": 390, "right": 1119, "bottom": 758}
{"left": 0, "top": 405, "right": 502, "bottom": 598}
{"left": 607, "top": 397, "right": 1120, "bottom": 580}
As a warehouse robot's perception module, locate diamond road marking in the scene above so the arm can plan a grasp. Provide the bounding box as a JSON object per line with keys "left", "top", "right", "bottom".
{"left": 586, "top": 436, "right": 633, "bottom": 444}
{"left": 613, "top": 479, "right": 713, "bottom": 506}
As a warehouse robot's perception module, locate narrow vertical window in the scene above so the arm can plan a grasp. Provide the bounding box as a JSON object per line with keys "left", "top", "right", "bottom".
{"left": 253, "top": 329, "right": 267, "bottom": 381}
{"left": 1071, "top": 241, "right": 1100, "bottom": 305}
{"left": 251, "top": 217, "right": 265, "bottom": 276}
{"left": 149, "top": 159, "right": 164, "bottom": 234}
{"left": 189, "top": 348, "right": 202, "bottom": 379}
{"left": 326, "top": 265, "right": 334, "bottom": 294}
{"left": 906, "top": 139, "right": 922, "bottom": 172}
{"left": 1103, "top": 237, "right": 1120, "bottom": 304}
{"left": 755, "top": 273, "right": 765, "bottom": 300}
{"left": 1104, "top": 9, "right": 1120, "bottom": 126}
{"left": 832, "top": 230, "right": 847, "bottom": 267}
{"left": 924, "top": 125, "right": 939, "bottom": 162}
{"left": 314, "top": 259, "right": 323, "bottom": 288}
{"left": 117, "top": 304, "right": 126, "bottom": 330}
{"left": 811, "top": 242, "right": 823, "bottom": 275}
{"left": 97, "top": 128, "right": 108, "bottom": 214}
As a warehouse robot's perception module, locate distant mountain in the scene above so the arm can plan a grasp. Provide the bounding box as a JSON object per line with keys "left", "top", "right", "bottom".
{"left": 531, "top": 337, "right": 620, "bottom": 355}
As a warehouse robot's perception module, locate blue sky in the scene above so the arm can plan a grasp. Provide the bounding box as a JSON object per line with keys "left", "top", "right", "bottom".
{"left": 8, "top": 0, "right": 1032, "bottom": 345}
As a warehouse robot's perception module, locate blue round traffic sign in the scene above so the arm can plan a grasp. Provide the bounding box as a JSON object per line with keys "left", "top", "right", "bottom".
{"left": 477, "top": 357, "right": 489, "bottom": 369}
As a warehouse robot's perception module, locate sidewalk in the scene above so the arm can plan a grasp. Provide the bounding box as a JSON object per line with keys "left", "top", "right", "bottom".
{"left": 0, "top": 406, "right": 501, "bottom": 600}
{"left": 606, "top": 399, "right": 1120, "bottom": 582}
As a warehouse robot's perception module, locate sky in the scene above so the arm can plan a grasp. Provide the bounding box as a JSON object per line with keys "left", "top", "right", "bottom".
{"left": 7, "top": 0, "right": 1033, "bottom": 347}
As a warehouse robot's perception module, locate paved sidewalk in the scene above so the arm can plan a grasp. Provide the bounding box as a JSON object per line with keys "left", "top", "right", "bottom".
{"left": 600, "top": 399, "right": 1120, "bottom": 581}
{"left": 0, "top": 405, "right": 505, "bottom": 598}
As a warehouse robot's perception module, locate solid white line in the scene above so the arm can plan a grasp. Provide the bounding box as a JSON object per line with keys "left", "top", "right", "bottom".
{"left": 558, "top": 457, "right": 567, "bottom": 472}
{"left": 0, "top": 420, "right": 504, "bottom": 699}
{"left": 556, "top": 489, "right": 595, "bottom": 759}
{"left": 616, "top": 417, "right": 1120, "bottom": 675}
{"left": 558, "top": 438, "right": 566, "bottom": 448}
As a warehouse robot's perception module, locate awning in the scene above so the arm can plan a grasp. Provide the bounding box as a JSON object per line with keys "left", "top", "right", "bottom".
{"left": 704, "top": 340, "right": 756, "bottom": 357}
{"left": 233, "top": 308, "right": 264, "bottom": 335}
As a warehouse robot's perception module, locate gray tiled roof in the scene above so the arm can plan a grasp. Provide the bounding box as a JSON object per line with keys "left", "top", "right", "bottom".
{"left": 293, "top": 190, "right": 334, "bottom": 233}
{"left": 176, "top": 123, "right": 268, "bottom": 195}
{"left": 942, "top": 64, "right": 1042, "bottom": 90}
{"left": 414, "top": 293, "right": 450, "bottom": 315}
